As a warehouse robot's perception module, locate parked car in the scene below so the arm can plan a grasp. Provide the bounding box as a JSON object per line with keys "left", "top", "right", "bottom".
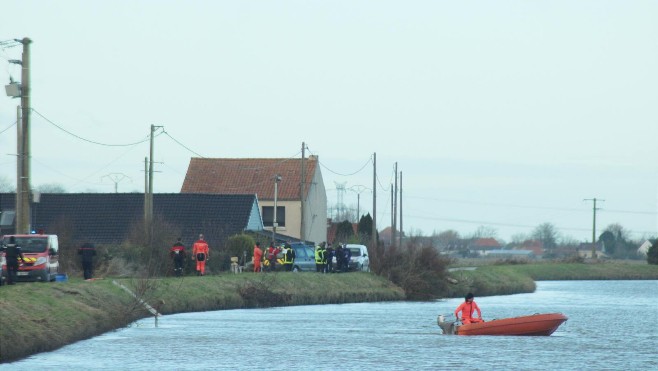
{"left": 1, "top": 234, "right": 60, "bottom": 282}
{"left": 250, "top": 242, "right": 316, "bottom": 272}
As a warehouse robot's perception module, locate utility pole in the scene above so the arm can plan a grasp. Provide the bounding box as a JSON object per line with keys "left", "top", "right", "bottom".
{"left": 145, "top": 124, "right": 162, "bottom": 244}
{"left": 584, "top": 198, "right": 604, "bottom": 259}
{"left": 371, "top": 153, "right": 377, "bottom": 249}
{"left": 272, "top": 174, "right": 282, "bottom": 243}
{"left": 13, "top": 38, "right": 32, "bottom": 234}
{"left": 390, "top": 186, "right": 394, "bottom": 243}
{"left": 393, "top": 162, "right": 397, "bottom": 246}
{"left": 300, "top": 142, "right": 305, "bottom": 242}
{"left": 144, "top": 157, "right": 149, "bottom": 233}
{"left": 398, "top": 171, "right": 402, "bottom": 247}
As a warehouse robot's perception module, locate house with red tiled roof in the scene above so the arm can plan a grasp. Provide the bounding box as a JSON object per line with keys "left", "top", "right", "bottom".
{"left": 181, "top": 156, "right": 327, "bottom": 244}
{"left": 468, "top": 237, "right": 501, "bottom": 256}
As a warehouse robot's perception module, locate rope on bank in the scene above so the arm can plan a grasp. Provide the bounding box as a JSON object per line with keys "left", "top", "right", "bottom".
{"left": 112, "top": 280, "right": 162, "bottom": 318}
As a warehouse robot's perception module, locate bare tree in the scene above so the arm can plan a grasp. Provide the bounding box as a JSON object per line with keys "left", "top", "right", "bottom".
{"left": 0, "top": 176, "right": 15, "bottom": 192}
{"left": 35, "top": 183, "right": 67, "bottom": 193}
{"left": 531, "top": 222, "right": 559, "bottom": 249}
{"left": 471, "top": 225, "right": 498, "bottom": 239}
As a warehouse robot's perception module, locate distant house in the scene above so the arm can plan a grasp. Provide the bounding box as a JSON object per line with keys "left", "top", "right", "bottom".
{"left": 181, "top": 156, "right": 327, "bottom": 244}
{"left": 0, "top": 193, "right": 262, "bottom": 247}
{"left": 468, "top": 238, "right": 501, "bottom": 255}
{"left": 577, "top": 242, "right": 607, "bottom": 259}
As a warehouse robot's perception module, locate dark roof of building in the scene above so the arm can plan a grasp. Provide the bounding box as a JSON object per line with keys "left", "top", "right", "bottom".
{"left": 180, "top": 156, "right": 318, "bottom": 201}
{"left": 0, "top": 193, "right": 260, "bottom": 246}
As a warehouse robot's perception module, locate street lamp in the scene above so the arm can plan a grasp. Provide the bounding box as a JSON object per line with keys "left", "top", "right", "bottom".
{"left": 272, "top": 174, "right": 282, "bottom": 243}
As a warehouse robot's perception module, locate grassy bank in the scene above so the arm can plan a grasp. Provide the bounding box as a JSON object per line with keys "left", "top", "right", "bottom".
{"left": 444, "top": 261, "right": 658, "bottom": 298}
{"left": 0, "top": 272, "right": 404, "bottom": 363}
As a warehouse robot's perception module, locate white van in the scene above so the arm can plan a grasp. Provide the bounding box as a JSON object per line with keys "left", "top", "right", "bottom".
{"left": 345, "top": 244, "right": 370, "bottom": 272}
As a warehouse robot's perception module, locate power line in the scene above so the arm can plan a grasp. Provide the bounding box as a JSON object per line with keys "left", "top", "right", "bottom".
{"left": 0, "top": 120, "right": 17, "bottom": 135}
{"left": 31, "top": 108, "right": 154, "bottom": 146}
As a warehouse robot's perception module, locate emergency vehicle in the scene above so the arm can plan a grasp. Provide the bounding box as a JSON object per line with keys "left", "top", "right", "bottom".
{"left": 1, "top": 234, "right": 60, "bottom": 282}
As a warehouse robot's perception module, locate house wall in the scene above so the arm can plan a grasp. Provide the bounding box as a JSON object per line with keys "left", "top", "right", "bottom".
{"left": 246, "top": 199, "right": 264, "bottom": 231}
{"left": 258, "top": 164, "right": 327, "bottom": 245}
{"left": 261, "top": 200, "right": 300, "bottom": 238}
{"left": 304, "top": 166, "right": 327, "bottom": 244}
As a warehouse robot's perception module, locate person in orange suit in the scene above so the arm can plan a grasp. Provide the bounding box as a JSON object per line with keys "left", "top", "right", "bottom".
{"left": 455, "top": 293, "right": 483, "bottom": 324}
{"left": 192, "top": 234, "right": 209, "bottom": 276}
{"left": 253, "top": 242, "right": 263, "bottom": 272}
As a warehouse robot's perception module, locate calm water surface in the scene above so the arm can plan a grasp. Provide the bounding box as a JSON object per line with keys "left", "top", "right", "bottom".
{"left": 3, "top": 280, "right": 658, "bottom": 370}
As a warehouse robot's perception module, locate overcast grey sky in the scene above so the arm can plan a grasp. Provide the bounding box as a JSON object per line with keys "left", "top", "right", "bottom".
{"left": 1, "top": 1, "right": 657, "bottom": 243}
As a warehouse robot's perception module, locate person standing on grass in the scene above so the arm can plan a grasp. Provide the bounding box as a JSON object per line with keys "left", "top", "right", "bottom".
{"left": 282, "top": 243, "right": 295, "bottom": 271}
{"left": 192, "top": 234, "right": 209, "bottom": 276}
{"left": 78, "top": 242, "right": 97, "bottom": 280}
{"left": 253, "top": 242, "right": 263, "bottom": 272}
{"left": 266, "top": 242, "right": 281, "bottom": 272}
{"left": 169, "top": 238, "right": 186, "bottom": 277}
{"left": 3, "top": 236, "right": 25, "bottom": 285}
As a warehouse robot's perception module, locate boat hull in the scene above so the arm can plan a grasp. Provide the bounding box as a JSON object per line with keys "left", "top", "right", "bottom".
{"left": 438, "top": 313, "right": 568, "bottom": 336}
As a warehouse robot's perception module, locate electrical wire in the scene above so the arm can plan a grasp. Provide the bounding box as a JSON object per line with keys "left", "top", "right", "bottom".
{"left": 0, "top": 120, "right": 17, "bottom": 135}
{"left": 31, "top": 108, "right": 154, "bottom": 146}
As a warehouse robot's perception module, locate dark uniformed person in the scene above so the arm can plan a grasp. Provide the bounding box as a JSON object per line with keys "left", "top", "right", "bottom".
{"left": 78, "top": 242, "right": 97, "bottom": 280}
{"left": 3, "top": 236, "right": 26, "bottom": 285}
{"left": 169, "top": 238, "right": 186, "bottom": 277}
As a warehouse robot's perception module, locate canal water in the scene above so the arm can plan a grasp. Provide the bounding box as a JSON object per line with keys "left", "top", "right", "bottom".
{"left": 3, "top": 281, "right": 657, "bottom": 370}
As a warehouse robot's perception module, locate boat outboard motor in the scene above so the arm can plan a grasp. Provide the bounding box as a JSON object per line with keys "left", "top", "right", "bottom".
{"left": 437, "top": 315, "right": 457, "bottom": 335}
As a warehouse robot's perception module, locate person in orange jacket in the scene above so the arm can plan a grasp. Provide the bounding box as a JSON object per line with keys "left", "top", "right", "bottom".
{"left": 253, "top": 242, "right": 263, "bottom": 272}
{"left": 455, "top": 292, "right": 483, "bottom": 324}
{"left": 192, "top": 234, "right": 209, "bottom": 276}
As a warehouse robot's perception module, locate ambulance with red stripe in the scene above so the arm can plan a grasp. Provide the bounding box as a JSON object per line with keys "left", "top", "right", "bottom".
{"left": 1, "top": 234, "right": 59, "bottom": 282}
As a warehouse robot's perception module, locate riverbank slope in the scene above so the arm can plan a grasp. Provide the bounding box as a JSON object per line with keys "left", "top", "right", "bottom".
{"left": 2, "top": 262, "right": 657, "bottom": 363}
{"left": 0, "top": 272, "right": 404, "bottom": 363}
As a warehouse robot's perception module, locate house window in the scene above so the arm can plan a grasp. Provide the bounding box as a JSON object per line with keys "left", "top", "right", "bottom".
{"left": 262, "top": 206, "right": 285, "bottom": 227}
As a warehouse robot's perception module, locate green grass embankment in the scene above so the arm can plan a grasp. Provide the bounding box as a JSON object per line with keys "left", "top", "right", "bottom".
{"left": 444, "top": 261, "right": 658, "bottom": 298}
{"left": 0, "top": 272, "right": 404, "bottom": 363}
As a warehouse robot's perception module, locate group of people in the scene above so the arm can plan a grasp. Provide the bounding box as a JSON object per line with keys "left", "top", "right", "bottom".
{"left": 168, "top": 234, "right": 210, "bottom": 276}
{"left": 253, "top": 241, "right": 295, "bottom": 272}
{"left": 314, "top": 242, "right": 352, "bottom": 273}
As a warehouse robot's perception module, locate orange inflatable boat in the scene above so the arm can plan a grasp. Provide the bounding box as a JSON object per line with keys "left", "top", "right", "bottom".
{"left": 437, "top": 313, "right": 567, "bottom": 336}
